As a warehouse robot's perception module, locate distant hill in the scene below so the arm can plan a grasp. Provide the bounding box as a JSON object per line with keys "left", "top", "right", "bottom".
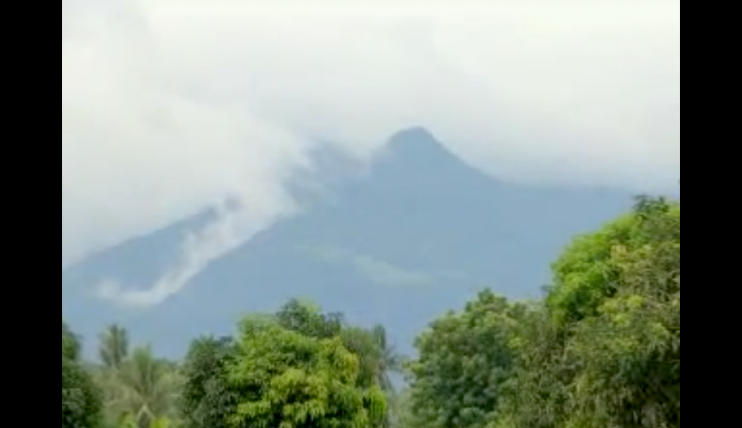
{"left": 62, "top": 128, "right": 634, "bottom": 357}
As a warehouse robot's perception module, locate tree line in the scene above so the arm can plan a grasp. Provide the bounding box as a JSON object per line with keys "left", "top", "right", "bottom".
{"left": 63, "top": 195, "right": 680, "bottom": 428}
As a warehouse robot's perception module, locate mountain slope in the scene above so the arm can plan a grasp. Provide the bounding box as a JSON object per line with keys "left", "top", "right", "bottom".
{"left": 63, "top": 128, "right": 634, "bottom": 356}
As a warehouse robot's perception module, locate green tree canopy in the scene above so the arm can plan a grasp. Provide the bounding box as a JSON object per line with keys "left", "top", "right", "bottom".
{"left": 406, "top": 291, "right": 530, "bottom": 428}
{"left": 63, "top": 321, "right": 82, "bottom": 360}
{"left": 63, "top": 321, "right": 103, "bottom": 428}
{"left": 108, "top": 345, "right": 181, "bottom": 427}
{"left": 496, "top": 196, "right": 681, "bottom": 428}
{"left": 227, "top": 314, "right": 387, "bottom": 427}
{"left": 276, "top": 298, "right": 345, "bottom": 339}
{"left": 179, "top": 336, "right": 238, "bottom": 428}
{"left": 62, "top": 195, "right": 680, "bottom": 428}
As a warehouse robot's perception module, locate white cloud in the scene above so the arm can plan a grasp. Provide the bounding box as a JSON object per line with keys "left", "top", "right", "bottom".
{"left": 62, "top": 0, "right": 681, "bottom": 305}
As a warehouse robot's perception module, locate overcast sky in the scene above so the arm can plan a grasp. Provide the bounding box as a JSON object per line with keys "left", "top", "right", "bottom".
{"left": 62, "top": 0, "right": 680, "bottom": 304}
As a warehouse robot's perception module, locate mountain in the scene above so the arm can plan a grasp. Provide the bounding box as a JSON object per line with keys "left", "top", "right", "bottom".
{"left": 62, "top": 128, "right": 634, "bottom": 357}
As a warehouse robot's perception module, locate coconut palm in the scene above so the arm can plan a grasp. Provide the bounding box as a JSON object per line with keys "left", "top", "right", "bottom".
{"left": 99, "top": 324, "right": 130, "bottom": 369}
{"left": 63, "top": 320, "right": 81, "bottom": 360}
{"left": 371, "top": 324, "right": 404, "bottom": 392}
{"left": 117, "top": 413, "right": 179, "bottom": 428}
{"left": 105, "top": 346, "right": 181, "bottom": 428}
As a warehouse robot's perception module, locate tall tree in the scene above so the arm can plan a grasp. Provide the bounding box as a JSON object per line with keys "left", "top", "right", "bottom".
{"left": 276, "top": 298, "right": 344, "bottom": 339}
{"left": 63, "top": 321, "right": 103, "bottom": 428}
{"left": 563, "top": 197, "right": 681, "bottom": 427}
{"left": 227, "top": 314, "right": 387, "bottom": 427}
{"left": 99, "top": 324, "right": 130, "bottom": 370}
{"left": 371, "top": 325, "right": 403, "bottom": 392}
{"left": 406, "top": 291, "right": 529, "bottom": 428}
{"left": 341, "top": 325, "right": 402, "bottom": 393}
{"left": 179, "top": 336, "right": 238, "bottom": 428}
{"left": 63, "top": 320, "right": 81, "bottom": 360}
{"left": 105, "top": 346, "right": 180, "bottom": 428}
{"left": 496, "top": 196, "right": 681, "bottom": 428}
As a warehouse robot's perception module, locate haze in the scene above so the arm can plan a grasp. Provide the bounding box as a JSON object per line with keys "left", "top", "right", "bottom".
{"left": 62, "top": 0, "right": 681, "bottom": 276}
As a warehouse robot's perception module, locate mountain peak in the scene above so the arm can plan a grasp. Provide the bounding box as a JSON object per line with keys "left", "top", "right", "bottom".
{"left": 378, "top": 127, "right": 461, "bottom": 172}
{"left": 390, "top": 126, "right": 437, "bottom": 142}
{"left": 387, "top": 127, "right": 447, "bottom": 156}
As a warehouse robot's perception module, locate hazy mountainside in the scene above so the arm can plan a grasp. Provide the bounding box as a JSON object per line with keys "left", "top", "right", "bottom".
{"left": 62, "top": 128, "right": 634, "bottom": 357}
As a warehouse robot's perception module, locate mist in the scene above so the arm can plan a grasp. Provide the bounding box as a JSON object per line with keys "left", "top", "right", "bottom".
{"left": 62, "top": 0, "right": 681, "bottom": 306}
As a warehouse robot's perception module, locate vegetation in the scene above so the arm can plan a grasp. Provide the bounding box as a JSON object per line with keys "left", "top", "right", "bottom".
{"left": 63, "top": 321, "right": 103, "bottom": 428}
{"left": 62, "top": 195, "right": 680, "bottom": 427}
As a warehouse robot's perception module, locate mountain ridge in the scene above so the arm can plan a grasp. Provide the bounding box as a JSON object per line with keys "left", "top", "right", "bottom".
{"left": 63, "top": 129, "right": 635, "bottom": 357}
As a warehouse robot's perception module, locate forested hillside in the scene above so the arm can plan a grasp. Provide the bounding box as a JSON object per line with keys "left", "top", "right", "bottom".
{"left": 62, "top": 195, "right": 680, "bottom": 428}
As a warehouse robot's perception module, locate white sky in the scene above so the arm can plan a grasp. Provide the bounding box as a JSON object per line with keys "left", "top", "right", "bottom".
{"left": 62, "top": 0, "right": 681, "bottom": 305}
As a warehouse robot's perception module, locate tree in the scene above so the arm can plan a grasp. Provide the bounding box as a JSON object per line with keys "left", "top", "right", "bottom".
{"left": 276, "top": 298, "right": 344, "bottom": 340}
{"left": 370, "top": 325, "right": 404, "bottom": 392}
{"left": 227, "top": 314, "right": 387, "bottom": 427}
{"left": 406, "top": 291, "right": 529, "bottom": 428}
{"left": 340, "top": 325, "right": 404, "bottom": 428}
{"left": 278, "top": 300, "right": 401, "bottom": 426}
{"left": 563, "top": 197, "right": 680, "bottom": 427}
{"left": 179, "top": 336, "right": 238, "bottom": 428}
{"left": 341, "top": 325, "right": 403, "bottom": 393}
{"left": 100, "top": 324, "right": 130, "bottom": 370}
{"left": 387, "top": 389, "right": 417, "bottom": 428}
{"left": 103, "top": 345, "right": 181, "bottom": 428}
{"left": 276, "top": 300, "right": 402, "bottom": 392}
{"left": 63, "top": 321, "right": 83, "bottom": 360}
{"left": 63, "top": 321, "right": 103, "bottom": 428}
{"left": 489, "top": 308, "right": 570, "bottom": 428}
{"left": 116, "top": 414, "right": 180, "bottom": 428}
{"left": 495, "top": 196, "right": 680, "bottom": 428}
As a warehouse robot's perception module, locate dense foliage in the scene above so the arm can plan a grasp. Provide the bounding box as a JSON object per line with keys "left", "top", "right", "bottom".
{"left": 63, "top": 321, "right": 103, "bottom": 428}
{"left": 179, "top": 336, "right": 238, "bottom": 428}
{"left": 401, "top": 196, "right": 681, "bottom": 428}
{"left": 406, "top": 292, "right": 529, "bottom": 428}
{"left": 62, "top": 195, "right": 680, "bottom": 428}
{"left": 503, "top": 196, "right": 680, "bottom": 428}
